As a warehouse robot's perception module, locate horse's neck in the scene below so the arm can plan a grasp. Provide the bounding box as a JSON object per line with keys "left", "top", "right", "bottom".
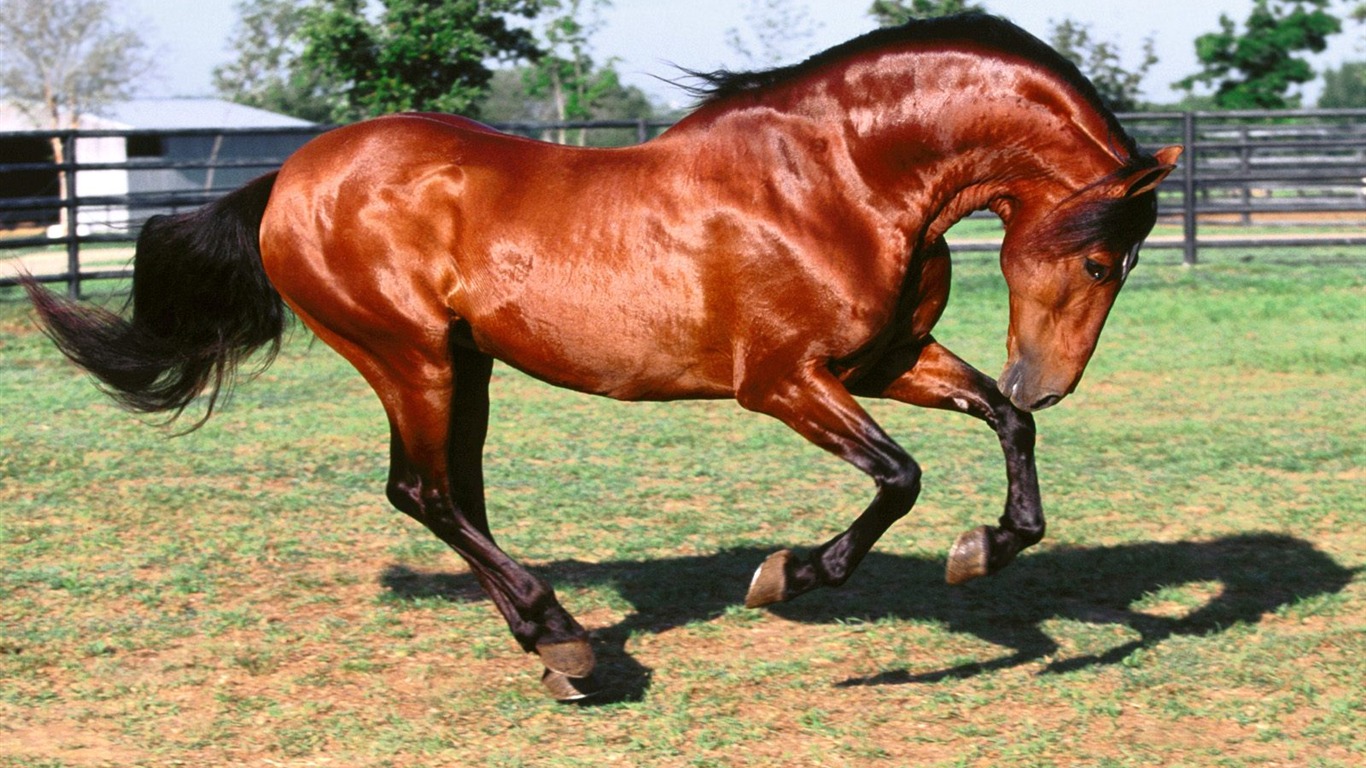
{"left": 827, "top": 49, "right": 1125, "bottom": 237}
{"left": 671, "top": 47, "right": 1125, "bottom": 243}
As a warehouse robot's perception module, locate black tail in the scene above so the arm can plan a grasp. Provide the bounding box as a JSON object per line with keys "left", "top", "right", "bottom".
{"left": 24, "top": 172, "right": 285, "bottom": 428}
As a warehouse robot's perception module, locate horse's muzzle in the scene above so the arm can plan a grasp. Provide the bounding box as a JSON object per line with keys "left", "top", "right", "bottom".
{"left": 998, "top": 361, "right": 1067, "bottom": 412}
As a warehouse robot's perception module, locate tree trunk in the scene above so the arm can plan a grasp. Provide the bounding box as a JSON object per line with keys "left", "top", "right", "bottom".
{"left": 573, "top": 54, "right": 587, "bottom": 147}
{"left": 48, "top": 133, "right": 69, "bottom": 237}
{"left": 552, "top": 70, "right": 567, "bottom": 145}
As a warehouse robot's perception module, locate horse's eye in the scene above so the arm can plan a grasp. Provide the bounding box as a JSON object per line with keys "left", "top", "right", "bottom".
{"left": 1084, "top": 258, "right": 1108, "bottom": 281}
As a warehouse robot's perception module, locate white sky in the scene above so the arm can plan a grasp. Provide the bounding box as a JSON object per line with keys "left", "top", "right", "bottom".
{"left": 125, "top": 0, "right": 1364, "bottom": 107}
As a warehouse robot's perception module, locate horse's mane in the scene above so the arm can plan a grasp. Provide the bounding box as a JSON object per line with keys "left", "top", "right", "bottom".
{"left": 684, "top": 13, "right": 1139, "bottom": 158}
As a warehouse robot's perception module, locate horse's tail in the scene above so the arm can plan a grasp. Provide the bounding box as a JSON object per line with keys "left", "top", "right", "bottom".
{"left": 24, "top": 172, "right": 285, "bottom": 428}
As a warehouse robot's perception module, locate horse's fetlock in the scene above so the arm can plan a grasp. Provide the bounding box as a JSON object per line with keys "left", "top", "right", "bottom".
{"left": 1005, "top": 518, "right": 1045, "bottom": 548}
{"left": 1021, "top": 521, "right": 1046, "bottom": 547}
{"left": 384, "top": 478, "right": 422, "bottom": 517}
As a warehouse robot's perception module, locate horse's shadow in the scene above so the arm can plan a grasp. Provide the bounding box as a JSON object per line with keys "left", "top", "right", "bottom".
{"left": 380, "top": 533, "right": 1357, "bottom": 702}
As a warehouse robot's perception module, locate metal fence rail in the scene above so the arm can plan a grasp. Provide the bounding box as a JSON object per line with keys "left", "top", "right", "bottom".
{"left": 4, "top": 110, "right": 1365, "bottom": 296}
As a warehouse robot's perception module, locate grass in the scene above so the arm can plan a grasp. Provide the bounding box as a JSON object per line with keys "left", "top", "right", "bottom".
{"left": 946, "top": 213, "right": 1366, "bottom": 248}
{"left": 1, "top": 247, "right": 1364, "bottom": 767}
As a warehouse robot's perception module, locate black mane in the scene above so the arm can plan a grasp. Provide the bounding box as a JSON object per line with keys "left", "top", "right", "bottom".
{"left": 683, "top": 13, "right": 1138, "bottom": 157}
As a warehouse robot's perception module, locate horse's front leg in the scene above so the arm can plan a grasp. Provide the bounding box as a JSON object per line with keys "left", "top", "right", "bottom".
{"left": 738, "top": 362, "right": 922, "bottom": 608}
{"left": 851, "top": 339, "right": 1043, "bottom": 584}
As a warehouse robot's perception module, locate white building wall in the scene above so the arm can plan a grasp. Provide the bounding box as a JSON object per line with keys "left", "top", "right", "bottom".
{"left": 70, "top": 134, "right": 130, "bottom": 235}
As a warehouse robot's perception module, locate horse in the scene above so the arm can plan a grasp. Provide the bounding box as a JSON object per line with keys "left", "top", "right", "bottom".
{"left": 25, "top": 14, "right": 1178, "bottom": 700}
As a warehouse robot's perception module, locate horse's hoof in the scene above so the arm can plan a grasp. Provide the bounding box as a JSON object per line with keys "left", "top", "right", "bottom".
{"left": 946, "top": 525, "right": 991, "bottom": 585}
{"left": 537, "top": 638, "right": 596, "bottom": 679}
{"left": 541, "top": 668, "right": 599, "bottom": 702}
{"left": 745, "top": 549, "right": 793, "bottom": 608}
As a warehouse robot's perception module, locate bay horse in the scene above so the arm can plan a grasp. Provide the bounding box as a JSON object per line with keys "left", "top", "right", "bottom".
{"left": 26, "top": 15, "right": 1178, "bottom": 699}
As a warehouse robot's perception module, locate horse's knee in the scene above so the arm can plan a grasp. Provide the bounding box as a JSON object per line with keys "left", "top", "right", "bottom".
{"left": 879, "top": 456, "right": 922, "bottom": 508}
{"left": 817, "top": 457, "right": 921, "bottom": 588}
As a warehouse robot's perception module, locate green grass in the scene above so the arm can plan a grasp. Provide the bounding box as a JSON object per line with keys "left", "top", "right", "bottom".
{"left": 945, "top": 214, "right": 1366, "bottom": 249}
{"left": 1, "top": 252, "right": 1364, "bottom": 767}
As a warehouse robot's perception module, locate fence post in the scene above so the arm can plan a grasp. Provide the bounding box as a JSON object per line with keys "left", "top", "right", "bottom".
{"left": 1182, "top": 111, "right": 1197, "bottom": 266}
{"left": 636, "top": 118, "right": 648, "bottom": 145}
{"left": 62, "top": 131, "right": 81, "bottom": 298}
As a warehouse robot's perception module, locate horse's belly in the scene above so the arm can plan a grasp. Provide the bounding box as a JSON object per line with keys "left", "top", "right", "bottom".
{"left": 480, "top": 325, "right": 733, "bottom": 401}
{"left": 463, "top": 294, "right": 733, "bottom": 401}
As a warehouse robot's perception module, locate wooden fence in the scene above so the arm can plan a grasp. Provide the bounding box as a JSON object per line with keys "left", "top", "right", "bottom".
{"left": 3, "top": 110, "right": 1364, "bottom": 297}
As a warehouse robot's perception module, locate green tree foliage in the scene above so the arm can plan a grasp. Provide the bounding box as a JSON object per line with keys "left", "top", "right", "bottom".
{"left": 1318, "top": 61, "right": 1366, "bottom": 108}
{"left": 523, "top": 0, "right": 617, "bottom": 142}
{"left": 300, "top": 0, "right": 544, "bottom": 121}
{"left": 481, "top": 67, "right": 654, "bottom": 145}
{"left": 868, "top": 0, "right": 986, "bottom": 26}
{"left": 480, "top": 0, "right": 653, "bottom": 146}
{"left": 1049, "top": 19, "right": 1157, "bottom": 113}
{"left": 213, "top": 0, "right": 332, "bottom": 122}
{"left": 1175, "top": 0, "right": 1341, "bottom": 109}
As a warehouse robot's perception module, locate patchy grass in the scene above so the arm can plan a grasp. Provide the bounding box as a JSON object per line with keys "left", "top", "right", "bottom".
{"left": 1, "top": 251, "right": 1363, "bottom": 767}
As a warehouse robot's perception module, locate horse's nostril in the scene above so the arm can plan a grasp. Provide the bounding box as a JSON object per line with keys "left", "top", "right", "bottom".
{"left": 1030, "top": 394, "right": 1062, "bottom": 411}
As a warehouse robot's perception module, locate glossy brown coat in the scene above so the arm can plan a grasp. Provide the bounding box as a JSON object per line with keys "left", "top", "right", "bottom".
{"left": 28, "top": 17, "right": 1178, "bottom": 699}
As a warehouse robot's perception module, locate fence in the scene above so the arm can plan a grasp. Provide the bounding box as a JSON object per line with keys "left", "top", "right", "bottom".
{"left": 3, "top": 111, "right": 1365, "bottom": 297}
{"left": 1139, "top": 109, "right": 1366, "bottom": 265}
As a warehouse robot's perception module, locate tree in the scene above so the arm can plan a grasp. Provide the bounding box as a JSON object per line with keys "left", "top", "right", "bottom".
{"left": 0, "top": 0, "right": 151, "bottom": 128}
{"left": 0, "top": 0, "right": 152, "bottom": 233}
{"left": 300, "top": 0, "right": 545, "bottom": 122}
{"left": 1318, "top": 61, "right": 1366, "bottom": 108}
{"left": 868, "top": 0, "right": 986, "bottom": 26}
{"left": 726, "top": 0, "right": 822, "bottom": 68}
{"left": 1049, "top": 19, "right": 1157, "bottom": 113}
{"left": 1175, "top": 0, "right": 1341, "bottom": 109}
{"left": 522, "top": 0, "right": 623, "bottom": 144}
{"left": 481, "top": 66, "right": 655, "bottom": 145}
{"left": 483, "top": 1, "right": 656, "bottom": 147}
{"left": 213, "top": 0, "right": 333, "bottom": 122}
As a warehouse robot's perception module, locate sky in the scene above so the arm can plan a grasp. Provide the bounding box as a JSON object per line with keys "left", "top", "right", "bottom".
{"left": 124, "top": 0, "right": 1364, "bottom": 108}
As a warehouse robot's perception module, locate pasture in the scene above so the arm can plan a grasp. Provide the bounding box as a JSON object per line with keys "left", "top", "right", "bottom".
{"left": 1, "top": 248, "right": 1363, "bottom": 767}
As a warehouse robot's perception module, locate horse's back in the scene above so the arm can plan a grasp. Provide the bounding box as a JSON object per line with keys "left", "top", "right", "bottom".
{"left": 258, "top": 111, "right": 919, "bottom": 402}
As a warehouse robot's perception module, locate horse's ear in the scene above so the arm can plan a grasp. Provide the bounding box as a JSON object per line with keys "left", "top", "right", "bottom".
{"left": 1121, "top": 145, "right": 1182, "bottom": 198}
{"left": 1152, "top": 145, "right": 1183, "bottom": 166}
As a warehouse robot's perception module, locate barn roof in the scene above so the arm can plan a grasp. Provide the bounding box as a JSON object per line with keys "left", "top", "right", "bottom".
{"left": 0, "top": 98, "right": 314, "bottom": 131}
{"left": 102, "top": 99, "right": 315, "bottom": 130}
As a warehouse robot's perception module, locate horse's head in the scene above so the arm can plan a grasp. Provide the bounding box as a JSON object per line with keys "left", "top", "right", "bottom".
{"left": 995, "top": 146, "right": 1180, "bottom": 412}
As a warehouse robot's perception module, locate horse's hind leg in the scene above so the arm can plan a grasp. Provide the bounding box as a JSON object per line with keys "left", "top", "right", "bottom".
{"left": 301, "top": 314, "right": 596, "bottom": 700}
{"left": 739, "top": 362, "right": 921, "bottom": 608}
{"left": 383, "top": 341, "right": 597, "bottom": 699}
